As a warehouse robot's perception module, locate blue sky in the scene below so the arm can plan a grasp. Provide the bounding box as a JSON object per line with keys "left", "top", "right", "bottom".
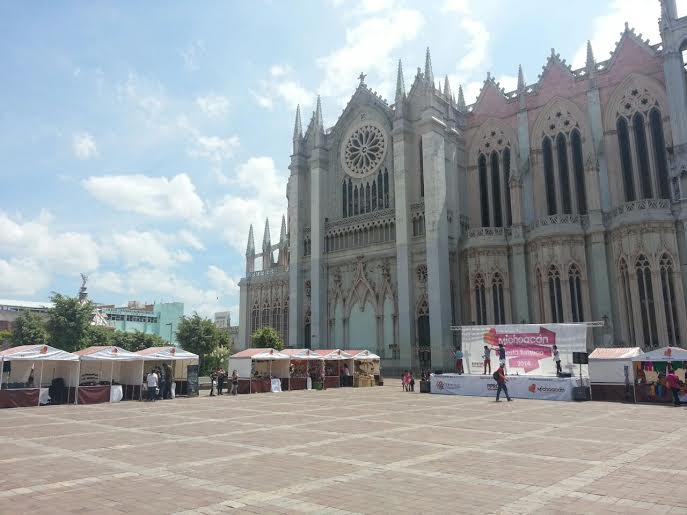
{"left": 0, "top": 0, "right": 667, "bottom": 322}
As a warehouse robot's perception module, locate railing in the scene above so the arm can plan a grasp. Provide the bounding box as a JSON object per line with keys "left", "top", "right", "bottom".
{"left": 605, "top": 199, "right": 671, "bottom": 222}
{"left": 248, "top": 266, "right": 289, "bottom": 278}
{"left": 466, "top": 227, "right": 511, "bottom": 238}
{"left": 325, "top": 208, "right": 395, "bottom": 230}
{"left": 529, "top": 214, "right": 585, "bottom": 230}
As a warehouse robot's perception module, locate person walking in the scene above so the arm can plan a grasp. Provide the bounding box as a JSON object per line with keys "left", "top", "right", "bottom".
{"left": 230, "top": 370, "right": 239, "bottom": 396}
{"left": 217, "top": 368, "right": 226, "bottom": 395}
{"left": 455, "top": 348, "right": 464, "bottom": 375}
{"left": 146, "top": 369, "right": 159, "bottom": 402}
{"left": 409, "top": 371, "right": 415, "bottom": 392}
{"left": 163, "top": 363, "right": 173, "bottom": 399}
{"left": 666, "top": 367, "right": 682, "bottom": 406}
{"left": 402, "top": 370, "right": 409, "bottom": 391}
{"left": 483, "top": 346, "right": 491, "bottom": 375}
{"left": 209, "top": 368, "right": 218, "bottom": 396}
{"left": 494, "top": 364, "right": 512, "bottom": 402}
{"left": 553, "top": 345, "right": 562, "bottom": 375}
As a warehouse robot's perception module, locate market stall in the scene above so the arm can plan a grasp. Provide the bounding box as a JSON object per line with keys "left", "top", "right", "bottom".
{"left": 632, "top": 346, "right": 687, "bottom": 405}
{"left": 136, "top": 346, "right": 199, "bottom": 397}
{"left": 74, "top": 346, "right": 145, "bottom": 404}
{"left": 0, "top": 345, "right": 80, "bottom": 409}
{"left": 347, "top": 350, "right": 382, "bottom": 387}
{"left": 588, "top": 347, "right": 642, "bottom": 403}
{"left": 228, "top": 348, "right": 290, "bottom": 394}
{"left": 315, "top": 349, "right": 354, "bottom": 388}
{"left": 283, "top": 349, "right": 322, "bottom": 390}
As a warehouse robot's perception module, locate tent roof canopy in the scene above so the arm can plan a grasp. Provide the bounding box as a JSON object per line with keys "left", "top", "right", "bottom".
{"left": 0, "top": 344, "right": 79, "bottom": 362}
{"left": 314, "top": 349, "right": 354, "bottom": 360}
{"left": 231, "top": 348, "right": 290, "bottom": 360}
{"left": 347, "top": 349, "right": 381, "bottom": 360}
{"left": 74, "top": 346, "right": 143, "bottom": 361}
{"left": 282, "top": 349, "right": 323, "bottom": 360}
{"left": 589, "top": 347, "right": 642, "bottom": 360}
{"left": 136, "top": 346, "right": 199, "bottom": 361}
{"left": 632, "top": 346, "right": 687, "bottom": 362}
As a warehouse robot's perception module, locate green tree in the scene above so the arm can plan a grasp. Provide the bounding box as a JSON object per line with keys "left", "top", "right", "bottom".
{"left": 86, "top": 325, "right": 114, "bottom": 347}
{"left": 46, "top": 293, "right": 95, "bottom": 352}
{"left": 0, "top": 330, "right": 12, "bottom": 346}
{"left": 112, "top": 330, "right": 168, "bottom": 352}
{"left": 10, "top": 311, "right": 48, "bottom": 347}
{"left": 205, "top": 345, "right": 231, "bottom": 373}
{"left": 176, "top": 313, "right": 229, "bottom": 374}
{"left": 251, "top": 326, "right": 284, "bottom": 350}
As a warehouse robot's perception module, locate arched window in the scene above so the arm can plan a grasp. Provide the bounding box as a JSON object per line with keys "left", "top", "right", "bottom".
{"left": 365, "top": 183, "right": 371, "bottom": 213}
{"left": 478, "top": 154, "right": 490, "bottom": 226}
{"left": 491, "top": 151, "right": 503, "bottom": 227}
{"left": 636, "top": 254, "right": 658, "bottom": 348}
{"left": 548, "top": 265, "right": 564, "bottom": 323}
{"left": 419, "top": 139, "right": 425, "bottom": 198}
{"left": 272, "top": 302, "right": 280, "bottom": 334}
{"left": 261, "top": 301, "right": 271, "bottom": 328}
{"left": 543, "top": 137, "right": 557, "bottom": 215}
{"left": 251, "top": 301, "right": 260, "bottom": 333}
{"left": 650, "top": 108, "right": 670, "bottom": 199}
{"left": 568, "top": 264, "right": 584, "bottom": 322}
{"left": 372, "top": 180, "right": 377, "bottom": 211}
{"left": 659, "top": 253, "right": 680, "bottom": 346}
{"left": 492, "top": 272, "right": 505, "bottom": 325}
{"left": 342, "top": 180, "right": 348, "bottom": 217}
{"left": 570, "top": 130, "right": 587, "bottom": 215}
{"left": 633, "top": 112, "right": 653, "bottom": 199}
{"left": 556, "top": 133, "right": 572, "bottom": 214}
{"left": 347, "top": 179, "right": 353, "bottom": 216}
{"left": 503, "top": 147, "right": 512, "bottom": 226}
{"left": 377, "top": 170, "right": 384, "bottom": 207}
{"left": 282, "top": 299, "right": 289, "bottom": 341}
{"left": 619, "top": 258, "right": 635, "bottom": 344}
{"left": 617, "top": 117, "right": 636, "bottom": 202}
{"left": 536, "top": 268, "right": 545, "bottom": 322}
{"left": 474, "top": 273, "right": 487, "bottom": 325}
{"left": 383, "top": 169, "right": 390, "bottom": 208}
{"left": 353, "top": 185, "right": 359, "bottom": 215}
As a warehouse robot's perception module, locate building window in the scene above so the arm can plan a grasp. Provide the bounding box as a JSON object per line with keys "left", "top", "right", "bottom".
{"left": 636, "top": 254, "right": 658, "bottom": 348}
{"left": 633, "top": 112, "right": 653, "bottom": 199}
{"left": 365, "top": 183, "right": 371, "bottom": 213}
{"left": 617, "top": 117, "right": 636, "bottom": 202}
{"left": 261, "top": 302, "right": 270, "bottom": 328}
{"left": 491, "top": 151, "right": 503, "bottom": 227}
{"left": 570, "top": 130, "right": 588, "bottom": 215}
{"left": 543, "top": 137, "right": 557, "bottom": 215}
{"left": 556, "top": 133, "right": 573, "bottom": 214}
{"left": 548, "top": 265, "right": 564, "bottom": 323}
{"left": 383, "top": 169, "right": 390, "bottom": 208}
{"left": 282, "top": 299, "right": 289, "bottom": 341}
{"left": 478, "top": 154, "right": 490, "bottom": 227}
{"left": 419, "top": 139, "right": 425, "bottom": 197}
{"left": 650, "top": 108, "right": 670, "bottom": 199}
{"left": 342, "top": 181, "right": 348, "bottom": 217}
{"left": 492, "top": 272, "right": 505, "bottom": 325}
{"left": 251, "top": 302, "right": 259, "bottom": 333}
{"left": 536, "top": 267, "right": 545, "bottom": 322}
{"left": 619, "top": 258, "right": 635, "bottom": 344}
{"left": 372, "top": 180, "right": 377, "bottom": 210}
{"left": 568, "top": 264, "right": 584, "bottom": 323}
{"left": 474, "top": 273, "right": 487, "bottom": 325}
{"left": 659, "top": 253, "right": 680, "bottom": 346}
{"left": 347, "top": 179, "right": 353, "bottom": 216}
{"left": 503, "top": 147, "right": 512, "bottom": 227}
{"left": 377, "top": 170, "right": 384, "bottom": 207}
{"left": 354, "top": 185, "right": 359, "bottom": 215}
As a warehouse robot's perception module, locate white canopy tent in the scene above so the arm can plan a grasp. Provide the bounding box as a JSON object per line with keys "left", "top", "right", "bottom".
{"left": 75, "top": 346, "right": 145, "bottom": 403}
{"left": 284, "top": 349, "right": 324, "bottom": 390}
{"left": 347, "top": 349, "right": 382, "bottom": 386}
{"left": 631, "top": 346, "right": 687, "bottom": 363}
{"left": 588, "top": 347, "right": 642, "bottom": 403}
{"left": 0, "top": 345, "right": 80, "bottom": 408}
{"left": 136, "top": 346, "right": 199, "bottom": 397}
{"left": 229, "top": 348, "right": 290, "bottom": 393}
{"left": 631, "top": 346, "right": 687, "bottom": 404}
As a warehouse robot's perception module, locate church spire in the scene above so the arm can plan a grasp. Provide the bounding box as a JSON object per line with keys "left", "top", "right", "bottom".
{"left": 246, "top": 224, "right": 255, "bottom": 255}
{"left": 279, "top": 214, "right": 287, "bottom": 243}
{"left": 585, "top": 40, "right": 595, "bottom": 70}
{"left": 443, "top": 75, "right": 451, "bottom": 98}
{"left": 313, "top": 95, "right": 324, "bottom": 147}
{"left": 262, "top": 218, "right": 271, "bottom": 250}
{"left": 261, "top": 218, "right": 272, "bottom": 270}
{"left": 517, "top": 64, "right": 525, "bottom": 93}
{"left": 424, "top": 47, "right": 434, "bottom": 84}
{"left": 292, "top": 104, "right": 302, "bottom": 154}
{"left": 395, "top": 59, "right": 405, "bottom": 100}
{"left": 457, "top": 84, "right": 466, "bottom": 111}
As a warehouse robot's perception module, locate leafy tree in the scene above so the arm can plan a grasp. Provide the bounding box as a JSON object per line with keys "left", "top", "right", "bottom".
{"left": 112, "top": 330, "right": 168, "bottom": 352}
{"left": 46, "top": 293, "right": 95, "bottom": 352}
{"left": 10, "top": 311, "right": 48, "bottom": 347}
{"left": 176, "top": 313, "right": 229, "bottom": 374}
{"left": 86, "top": 325, "right": 114, "bottom": 347}
{"left": 0, "top": 330, "right": 12, "bottom": 346}
{"left": 251, "top": 326, "right": 284, "bottom": 350}
{"left": 205, "top": 345, "right": 231, "bottom": 373}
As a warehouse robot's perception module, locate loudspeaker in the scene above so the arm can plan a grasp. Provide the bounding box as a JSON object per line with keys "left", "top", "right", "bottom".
{"left": 572, "top": 386, "right": 591, "bottom": 401}
{"left": 573, "top": 352, "right": 589, "bottom": 365}
{"left": 558, "top": 372, "right": 572, "bottom": 378}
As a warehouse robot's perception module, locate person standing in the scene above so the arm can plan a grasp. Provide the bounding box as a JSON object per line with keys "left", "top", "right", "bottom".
{"left": 209, "top": 368, "right": 217, "bottom": 396}
{"left": 230, "top": 370, "right": 239, "bottom": 396}
{"left": 483, "top": 346, "right": 491, "bottom": 375}
{"left": 553, "top": 345, "right": 562, "bottom": 375}
{"left": 163, "top": 363, "right": 173, "bottom": 399}
{"left": 409, "top": 371, "right": 415, "bottom": 392}
{"left": 146, "top": 369, "right": 158, "bottom": 402}
{"left": 494, "top": 364, "right": 512, "bottom": 402}
{"left": 498, "top": 343, "right": 506, "bottom": 370}
{"left": 217, "top": 368, "right": 225, "bottom": 395}
{"left": 666, "top": 367, "right": 681, "bottom": 406}
{"left": 402, "top": 370, "right": 409, "bottom": 391}
{"left": 455, "top": 348, "right": 464, "bottom": 375}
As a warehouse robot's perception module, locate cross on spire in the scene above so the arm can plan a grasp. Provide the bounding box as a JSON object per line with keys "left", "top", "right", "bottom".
{"left": 358, "top": 72, "right": 367, "bottom": 84}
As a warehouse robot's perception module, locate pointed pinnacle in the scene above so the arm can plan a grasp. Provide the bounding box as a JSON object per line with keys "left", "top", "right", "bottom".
{"left": 314, "top": 95, "right": 323, "bottom": 130}
{"left": 293, "top": 105, "right": 302, "bottom": 139}
{"left": 424, "top": 47, "right": 433, "bottom": 83}
{"left": 586, "top": 40, "right": 595, "bottom": 68}
{"left": 517, "top": 64, "right": 525, "bottom": 92}
{"left": 262, "top": 218, "right": 271, "bottom": 248}
{"left": 395, "top": 59, "right": 406, "bottom": 99}
{"left": 443, "top": 75, "right": 451, "bottom": 97}
{"left": 457, "top": 85, "right": 466, "bottom": 110}
{"left": 279, "top": 215, "right": 286, "bottom": 242}
{"left": 246, "top": 224, "right": 255, "bottom": 254}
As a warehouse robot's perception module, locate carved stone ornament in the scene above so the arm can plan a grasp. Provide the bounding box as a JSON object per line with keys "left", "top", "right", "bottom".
{"left": 341, "top": 121, "right": 388, "bottom": 178}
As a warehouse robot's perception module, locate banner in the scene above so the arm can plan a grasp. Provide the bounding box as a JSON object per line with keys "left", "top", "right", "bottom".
{"left": 430, "top": 373, "right": 584, "bottom": 401}
{"left": 461, "top": 323, "right": 587, "bottom": 376}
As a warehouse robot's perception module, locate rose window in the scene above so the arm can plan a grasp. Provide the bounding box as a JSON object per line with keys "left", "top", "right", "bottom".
{"left": 343, "top": 125, "right": 387, "bottom": 177}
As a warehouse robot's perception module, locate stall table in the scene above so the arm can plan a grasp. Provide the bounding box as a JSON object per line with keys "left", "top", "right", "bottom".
{"left": 74, "top": 346, "right": 145, "bottom": 404}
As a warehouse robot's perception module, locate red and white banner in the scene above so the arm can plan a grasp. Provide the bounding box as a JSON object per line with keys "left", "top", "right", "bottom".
{"left": 461, "top": 324, "right": 587, "bottom": 376}
{"left": 430, "top": 373, "right": 586, "bottom": 401}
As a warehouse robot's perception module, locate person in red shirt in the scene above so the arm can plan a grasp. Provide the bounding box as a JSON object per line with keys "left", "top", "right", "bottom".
{"left": 495, "top": 364, "right": 512, "bottom": 402}
{"left": 666, "top": 368, "right": 682, "bottom": 406}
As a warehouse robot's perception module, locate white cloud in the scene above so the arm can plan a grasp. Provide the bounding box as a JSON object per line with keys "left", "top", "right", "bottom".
{"left": 317, "top": 8, "right": 424, "bottom": 103}
{"left": 89, "top": 271, "right": 125, "bottom": 294}
{"left": 82, "top": 173, "right": 205, "bottom": 221}
{"left": 73, "top": 132, "right": 98, "bottom": 160}
{"left": 254, "top": 68, "right": 314, "bottom": 111}
{"left": 571, "top": 0, "right": 660, "bottom": 68}
{"left": 0, "top": 258, "right": 51, "bottom": 296}
{"left": 196, "top": 94, "right": 230, "bottom": 117}
{"left": 188, "top": 134, "right": 240, "bottom": 162}
{"left": 104, "top": 230, "right": 193, "bottom": 269}
{"left": 180, "top": 39, "right": 205, "bottom": 71}
{"left": 117, "top": 71, "right": 165, "bottom": 118}
{"left": 456, "top": 18, "right": 490, "bottom": 74}
{"left": 207, "top": 265, "right": 240, "bottom": 294}
{"left": 270, "top": 65, "right": 290, "bottom": 77}
{"left": 251, "top": 91, "right": 274, "bottom": 109}
{"left": 497, "top": 74, "right": 518, "bottom": 93}
{"left": 441, "top": 0, "right": 470, "bottom": 13}
{"left": 178, "top": 229, "right": 205, "bottom": 251}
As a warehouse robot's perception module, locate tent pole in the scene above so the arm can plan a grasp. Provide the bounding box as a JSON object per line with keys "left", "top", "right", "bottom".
{"left": 109, "top": 361, "right": 114, "bottom": 403}
{"left": 0, "top": 357, "right": 4, "bottom": 391}
{"left": 38, "top": 361, "right": 44, "bottom": 406}
{"left": 75, "top": 360, "right": 81, "bottom": 405}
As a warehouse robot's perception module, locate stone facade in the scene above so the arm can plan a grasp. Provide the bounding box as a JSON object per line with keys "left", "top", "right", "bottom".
{"left": 238, "top": 2, "right": 687, "bottom": 372}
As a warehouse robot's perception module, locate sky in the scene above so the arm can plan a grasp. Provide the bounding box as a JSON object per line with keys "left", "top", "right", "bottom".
{"left": 0, "top": 0, "right": 675, "bottom": 323}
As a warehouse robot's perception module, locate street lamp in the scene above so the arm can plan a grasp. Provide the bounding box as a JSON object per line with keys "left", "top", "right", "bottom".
{"left": 165, "top": 323, "right": 173, "bottom": 344}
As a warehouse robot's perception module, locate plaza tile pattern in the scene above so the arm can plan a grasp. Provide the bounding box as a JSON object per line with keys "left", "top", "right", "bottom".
{"left": 0, "top": 386, "right": 685, "bottom": 514}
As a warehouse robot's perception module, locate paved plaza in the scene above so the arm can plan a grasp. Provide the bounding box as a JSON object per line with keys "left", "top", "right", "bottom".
{"left": 0, "top": 386, "right": 685, "bottom": 515}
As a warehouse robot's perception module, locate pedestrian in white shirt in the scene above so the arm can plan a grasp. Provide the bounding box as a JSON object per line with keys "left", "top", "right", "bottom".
{"left": 146, "top": 370, "right": 159, "bottom": 402}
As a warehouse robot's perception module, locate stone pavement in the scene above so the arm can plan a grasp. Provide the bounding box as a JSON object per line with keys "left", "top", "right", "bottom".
{"left": 1, "top": 386, "right": 685, "bottom": 515}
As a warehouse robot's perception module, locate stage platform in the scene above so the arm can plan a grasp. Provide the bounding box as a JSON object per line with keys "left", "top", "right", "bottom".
{"left": 430, "top": 373, "right": 589, "bottom": 401}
